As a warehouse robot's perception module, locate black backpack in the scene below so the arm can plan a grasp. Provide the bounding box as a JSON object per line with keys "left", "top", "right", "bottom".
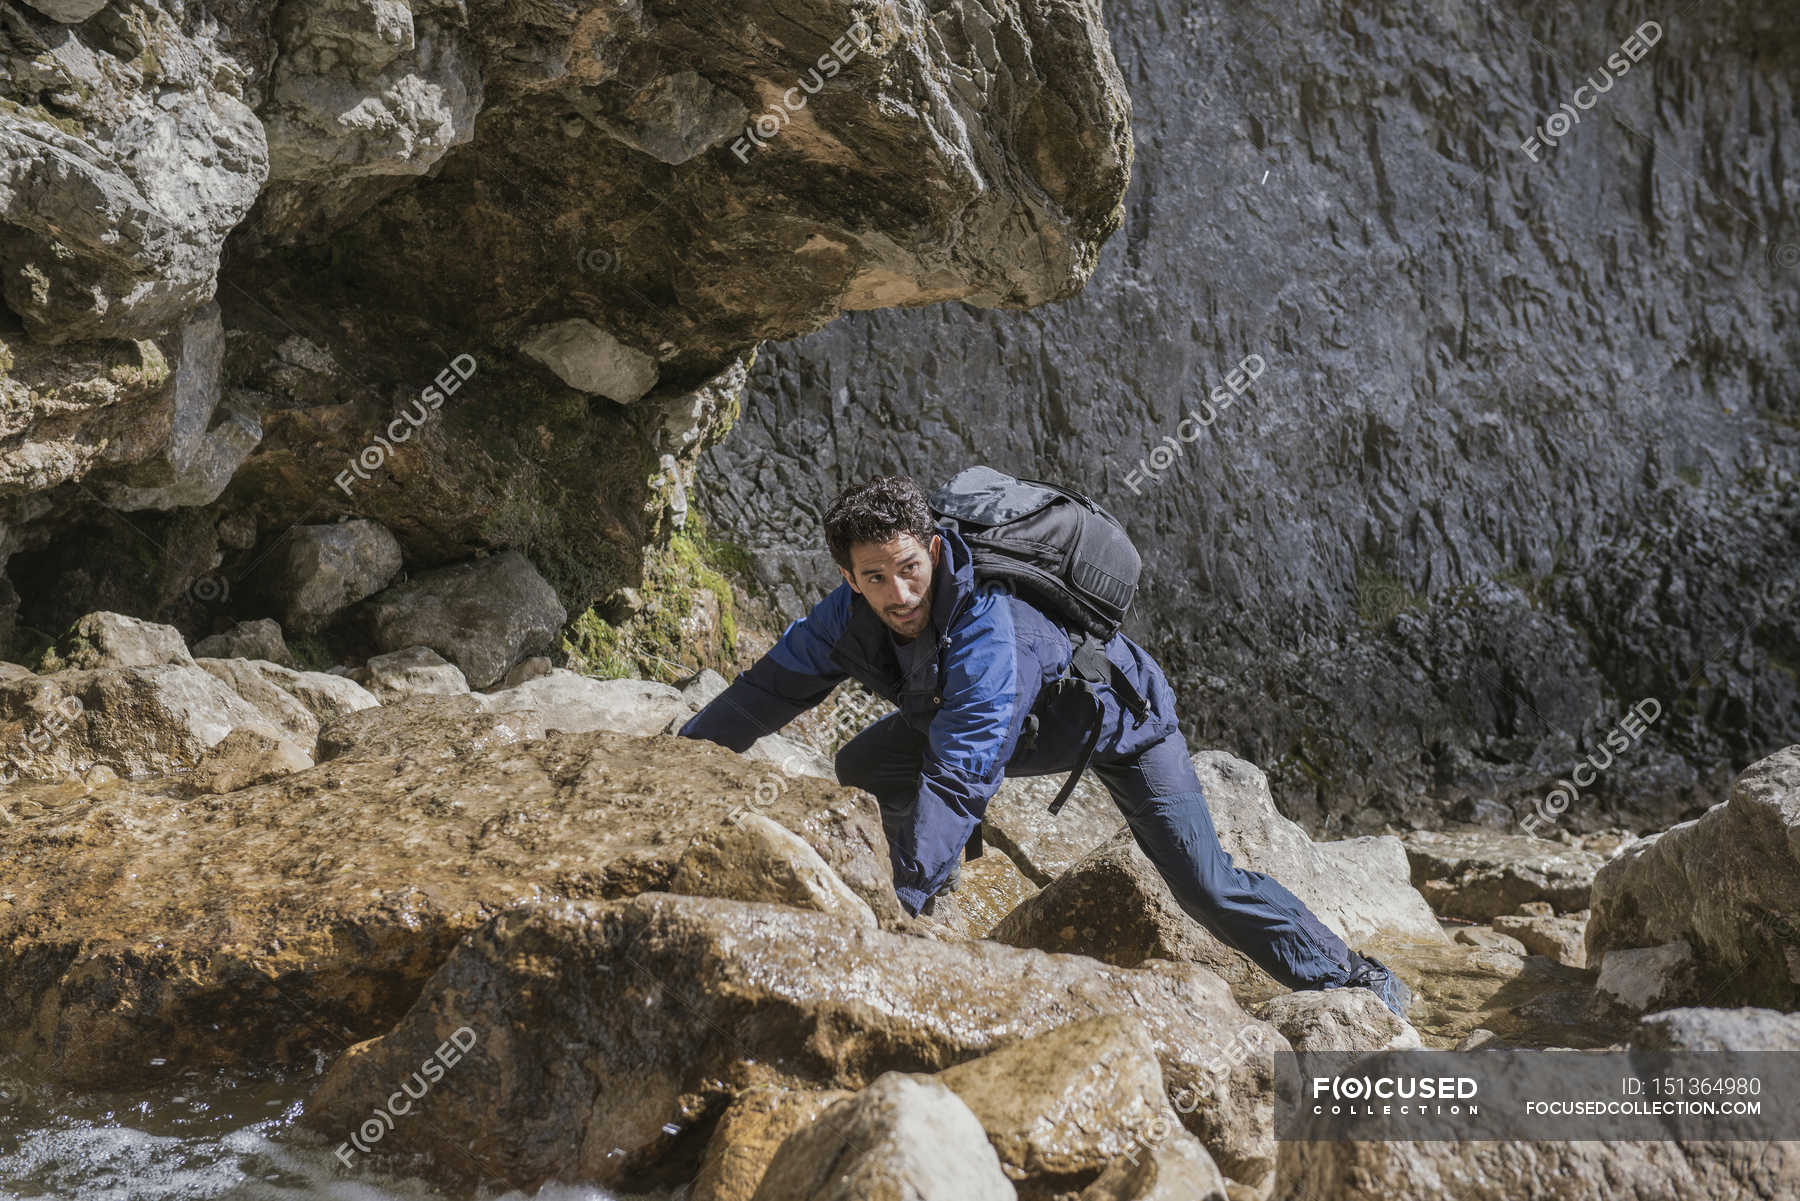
{"left": 928, "top": 466, "right": 1150, "bottom": 818}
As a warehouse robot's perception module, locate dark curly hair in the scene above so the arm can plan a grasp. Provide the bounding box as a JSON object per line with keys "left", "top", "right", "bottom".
{"left": 823, "top": 475, "right": 939, "bottom": 572}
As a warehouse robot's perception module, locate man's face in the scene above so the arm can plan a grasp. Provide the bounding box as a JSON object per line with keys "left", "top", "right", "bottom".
{"left": 841, "top": 531, "right": 942, "bottom": 640}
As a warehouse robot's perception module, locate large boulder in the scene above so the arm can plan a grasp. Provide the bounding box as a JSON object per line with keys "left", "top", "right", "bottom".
{"left": 36, "top": 612, "right": 194, "bottom": 672}
{"left": 0, "top": 663, "right": 285, "bottom": 780}
{"left": 1192, "top": 751, "right": 1446, "bottom": 945}
{"left": 1403, "top": 829, "right": 1607, "bottom": 920}
{"left": 989, "top": 828, "right": 1258, "bottom": 984}
{"left": 1587, "top": 746, "right": 1800, "bottom": 1009}
{"left": 1079, "top": 1127, "right": 1230, "bottom": 1201}
{"left": 1249, "top": 989, "right": 1421, "bottom": 1052}
{"left": 992, "top": 750, "right": 1443, "bottom": 988}
{"left": 935, "top": 1016, "right": 1173, "bottom": 1183}
{"left": 1630, "top": 1006, "right": 1800, "bottom": 1051}
{"left": 692, "top": 1087, "right": 854, "bottom": 1201}
{"left": 361, "top": 550, "right": 567, "bottom": 688}
{"left": 990, "top": 770, "right": 1442, "bottom": 998}
{"left": 0, "top": 21, "right": 266, "bottom": 344}
{"left": 258, "top": 520, "right": 403, "bottom": 634}
{"left": 1491, "top": 910, "right": 1589, "bottom": 968}
{"left": 476, "top": 669, "right": 689, "bottom": 735}
{"left": 191, "top": 619, "right": 295, "bottom": 667}
{"left": 314, "top": 693, "right": 541, "bottom": 762}
{"left": 301, "top": 893, "right": 1288, "bottom": 1192}
{"left": 259, "top": 0, "right": 482, "bottom": 183}
{"left": 360, "top": 645, "right": 469, "bottom": 699}
{"left": 671, "top": 813, "right": 877, "bottom": 928}
{"left": 0, "top": 724, "right": 898, "bottom": 1085}
{"left": 750, "top": 1073, "right": 1014, "bottom": 1201}
{"left": 983, "top": 768, "right": 1125, "bottom": 884}
{"left": 953, "top": 851, "right": 1040, "bottom": 939}
{"left": 192, "top": 656, "right": 323, "bottom": 745}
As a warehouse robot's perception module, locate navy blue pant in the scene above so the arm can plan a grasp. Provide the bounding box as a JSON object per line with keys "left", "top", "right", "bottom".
{"left": 835, "top": 712, "right": 1355, "bottom": 990}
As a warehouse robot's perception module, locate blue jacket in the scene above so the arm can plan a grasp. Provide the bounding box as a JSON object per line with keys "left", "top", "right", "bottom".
{"left": 678, "top": 522, "right": 1179, "bottom": 913}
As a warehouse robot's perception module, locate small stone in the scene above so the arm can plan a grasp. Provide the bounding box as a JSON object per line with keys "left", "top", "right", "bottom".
{"left": 363, "top": 646, "right": 470, "bottom": 700}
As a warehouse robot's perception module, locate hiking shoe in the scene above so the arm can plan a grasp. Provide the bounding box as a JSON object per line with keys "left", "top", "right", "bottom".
{"left": 1345, "top": 950, "right": 1413, "bottom": 1020}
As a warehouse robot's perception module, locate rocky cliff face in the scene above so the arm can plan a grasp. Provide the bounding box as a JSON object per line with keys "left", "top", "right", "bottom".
{"left": 700, "top": 0, "right": 1800, "bottom": 834}
{"left": 0, "top": 0, "right": 1130, "bottom": 653}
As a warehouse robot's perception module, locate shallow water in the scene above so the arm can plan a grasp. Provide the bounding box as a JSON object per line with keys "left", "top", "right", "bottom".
{"left": 0, "top": 1066, "right": 672, "bottom": 1201}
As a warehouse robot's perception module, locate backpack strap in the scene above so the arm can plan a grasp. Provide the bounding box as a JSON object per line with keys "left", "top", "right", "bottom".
{"left": 1046, "top": 687, "right": 1104, "bottom": 815}
{"left": 1045, "top": 629, "right": 1151, "bottom": 815}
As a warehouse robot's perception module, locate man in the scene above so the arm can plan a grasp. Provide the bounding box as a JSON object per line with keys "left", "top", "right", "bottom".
{"left": 678, "top": 474, "right": 1412, "bottom": 1018}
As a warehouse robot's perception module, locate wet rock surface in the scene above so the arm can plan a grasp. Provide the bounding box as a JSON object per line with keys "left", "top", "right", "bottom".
{"left": 934, "top": 1016, "right": 1173, "bottom": 1183}
{"left": 301, "top": 893, "right": 1286, "bottom": 1192}
{"left": 749, "top": 1072, "right": 1014, "bottom": 1201}
{"left": 0, "top": 720, "right": 896, "bottom": 1085}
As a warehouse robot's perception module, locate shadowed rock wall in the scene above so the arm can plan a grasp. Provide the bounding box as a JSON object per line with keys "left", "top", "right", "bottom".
{"left": 698, "top": 0, "right": 1800, "bottom": 834}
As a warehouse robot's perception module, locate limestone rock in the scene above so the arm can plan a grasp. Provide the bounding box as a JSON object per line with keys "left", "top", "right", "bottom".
{"left": 260, "top": 0, "right": 483, "bottom": 182}
{"left": 20, "top": 0, "right": 109, "bottom": 22}
{"left": 1192, "top": 751, "right": 1446, "bottom": 945}
{"left": 990, "top": 807, "right": 1436, "bottom": 998}
{"left": 260, "top": 520, "right": 403, "bottom": 634}
{"left": 362, "top": 550, "right": 566, "bottom": 688}
{"left": 1249, "top": 989, "right": 1421, "bottom": 1052}
{"left": 300, "top": 893, "right": 1285, "bottom": 1191}
{"left": 1587, "top": 746, "right": 1800, "bottom": 1009}
{"left": 477, "top": 669, "right": 686, "bottom": 735}
{"left": 315, "top": 693, "right": 538, "bottom": 762}
{"left": 363, "top": 645, "right": 468, "bottom": 699}
{"left": 186, "top": 726, "right": 313, "bottom": 793}
{"left": 229, "top": 659, "right": 378, "bottom": 726}
{"left": 1596, "top": 942, "right": 1697, "bottom": 1013}
{"left": 1492, "top": 911, "right": 1589, "bottom": 968}
{"left": 498, "top": 655, "right": 552, "bottom": 688}
{"left": 195, "top": 657, "right": 324, "bottom": 745}
{"left": 84, "top": 304, "right": 261, "bottom": 510}
{"left": 0, "top": 663, "right": 284, "bottom": 780}
{"left": 1080, "top": 1128, "right": 1231, "bottom": 1201}
{"left": 38, "top": 612, "right": 194, "bottom": 672}
{"left": 953, "top": 851, "right": 1040, "bottom": 939}
{"left": 1630, "top": 1007, "right": 1800, "bottom": 1051}
{"left": 692, "top": 1087, "right": 854, "bottom": 1201}
{"left": 1451, "top": 926, "right": 1530, "bottom": 956}
{"left": 982, "top": 768, "right": 1124, "bottom": 884}
{"left": 679, "top": 667, "right": 732, "bottom": 709}
{"left": 521, "top": 318, "right": 660, "bottom": 402}
{"left": 1403, "top": 829, "right": 1605, "bottom": 920}
{"left": 0, "top": 726, "right": 899, "bottom": 1085}
{"left": 1273, "top": 1140, "right": 1800, "bottom": 1201}
{"left": 671, "top": 813, "right": 877, "bottom": 928}
{"left": 750, "top": 1073, "right": 1014, "bottom": 1201}
{"left": 935, "top": 1016, "right": 1172, "bottom": 1181}
{"left": 988, "top": 828, "right": 1255, "bottom": 980}
{"left": 0, "top": 27, "right": 266, "bottom": 343}
{"left": 191, "top": 619, "right": 295, "bottom": 667}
